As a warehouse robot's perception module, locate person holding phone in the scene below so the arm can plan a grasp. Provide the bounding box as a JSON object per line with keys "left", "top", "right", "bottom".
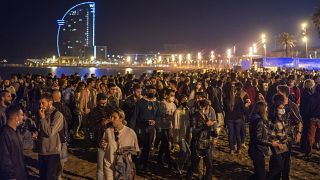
{"left": 101, "top": 109, "right": 139, "bottom": 180}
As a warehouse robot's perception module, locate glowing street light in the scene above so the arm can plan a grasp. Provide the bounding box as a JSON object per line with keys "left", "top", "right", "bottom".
{"left": 301, "top": 22, "right": 308, "bottom": 57}
{"left": 261, "top": 34, "right": 267, "bottom": 57}
{"left": 179, "top": 54, "right": 183, "bottom": 64}
{"left": 158, "top": 56, "right": 162, "bottom": 64}
{"left": 197, "top": 52, "right": 202, "bottom": 66}
{"left": 126, "top": 56, "right": 131, "bottom": 64}
{"left": 210, "top": 51, "right": 215, "bottom": 59}
{"left": 197, "top": 52, "right": 202, "bottom": 60}
{"left": 227, "top": 49, "right": 232, "bottom": 65}
{"left": 171, "top": 54, "right": 175, "bottom": 63}
{"left": 187, "top": 53, "right": 191, "bottom": 65}
{"left": 90, "top": 56, "right": 95, "bottom": 62}
{"left": 253, "top": 43, "right": 257, "bottom": 54}
{"left": 52, "top": 55, "right": 56, "bottom": 63}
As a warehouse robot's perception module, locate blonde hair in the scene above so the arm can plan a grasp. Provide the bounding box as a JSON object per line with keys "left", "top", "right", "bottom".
{"left": 112, "top": 109, "right": 126, "bottom": 125}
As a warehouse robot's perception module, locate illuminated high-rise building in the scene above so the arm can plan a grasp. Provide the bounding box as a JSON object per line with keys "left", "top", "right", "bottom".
{"left": 57, "top": 2, "right": 96, "bottom": 58}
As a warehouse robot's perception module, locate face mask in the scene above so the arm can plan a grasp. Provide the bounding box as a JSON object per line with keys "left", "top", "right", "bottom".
{"left": 147, "top": 92, "right": 156, "bottom": 99}
{"left": 169, "top": 97, "right": 175, "bottom": 102}
{"left": 278, "top": 109, "right": 285, "bottom": 115}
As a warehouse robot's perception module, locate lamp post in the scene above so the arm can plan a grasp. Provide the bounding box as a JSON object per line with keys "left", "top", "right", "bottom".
{"left": 197, "top": 52, "right": 202, "bottom": 67}
{"left": 187, "top": 53, "right": 191, "bottom": 66}
{"left": 302, "top": 23, "right": 308, "bottom": 57}
{"left": 261, "top": 34, "right": 267, "bottom": 58}
{"left": 210, "top": 51, "right": 215, "bottom": 66}
{"left": 249, "top": 46, "right": 253, "bottom": 67}
{"left": 227, "top": 49, "right": 232, "bottom": 67}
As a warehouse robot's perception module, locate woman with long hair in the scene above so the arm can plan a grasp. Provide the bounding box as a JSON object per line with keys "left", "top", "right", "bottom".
{"left": 248, "top": 101, "right": 279, "bottom": 180}
{"left": 224, "top": 82, "right": 250, "bottom": 154}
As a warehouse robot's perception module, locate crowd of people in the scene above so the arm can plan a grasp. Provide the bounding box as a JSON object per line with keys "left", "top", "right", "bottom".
{"left": 0, "top": 68, "right": 319, "bottom": 180}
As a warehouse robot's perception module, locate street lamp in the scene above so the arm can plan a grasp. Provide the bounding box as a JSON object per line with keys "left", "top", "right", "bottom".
{"left": 303, "top": 36, "right": 308, "bottom": 57}
{"left": 227, "top": 49, "right": 232, "bottom": 66}
{"left": 249, "top": 46, "right": 253, "bottom": 66}
{"left": 171, "top": 54, "right": 175, "bottom": 63}
{"left": 261, "top": 34, "right": 267, "bottom": 58}
{"left": 253, "top": 43, "right": 257, "bottom": 54}
{"left": 126, "top": 56, "right": 131, "bottom": 64}
{"left": 197, "top": 52, "right": 202, "bottom": 66}
{"left": 301, "top": 23, "right": 308, "bottom": 57}
{"left": 187, "top": 53, "right": 191, "bottom": 66}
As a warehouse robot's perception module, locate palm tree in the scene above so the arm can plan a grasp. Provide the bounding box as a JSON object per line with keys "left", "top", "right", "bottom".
{"left": 312, "top": 8, "right": 320, "bottom": 37}
{"left": 278, "top": 32, "right": 296, "bottom": 57}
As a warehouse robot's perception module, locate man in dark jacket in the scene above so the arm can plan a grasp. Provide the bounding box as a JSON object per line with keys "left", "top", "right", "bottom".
{"left": 122, "top": 84, "right": 142, "bottom": 126}
{"left": 0, "top": 90, "right": 12, "bottom": 128}
{"left": 0, "top": 105, "right": 28, "bottom": 180}
{"left": 299, "top": 79, "right": 315, "bottom": 152}
{"left": 90, "top": 93, "right": 113, "bottom": 180}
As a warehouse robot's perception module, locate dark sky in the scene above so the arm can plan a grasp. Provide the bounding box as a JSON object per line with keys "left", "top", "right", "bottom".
{"left": 0, "top": 0, "right": 319, "bottom": 63}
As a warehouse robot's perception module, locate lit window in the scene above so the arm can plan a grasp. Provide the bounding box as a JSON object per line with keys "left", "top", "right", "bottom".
{"left": 79, "top": 19, "right": 82, "bottom": 21}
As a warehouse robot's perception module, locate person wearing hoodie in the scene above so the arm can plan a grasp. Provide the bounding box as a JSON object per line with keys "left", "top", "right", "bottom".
{"left": 130, "top": 85, "right": 161, "bottom": 170}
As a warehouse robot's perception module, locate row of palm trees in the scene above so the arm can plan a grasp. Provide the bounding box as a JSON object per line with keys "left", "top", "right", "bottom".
{"left": 274, "top": 8, "right": 320, "bottom": 57}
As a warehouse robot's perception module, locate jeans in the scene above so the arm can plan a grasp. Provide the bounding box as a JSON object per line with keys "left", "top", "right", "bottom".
{"left": 176, "top": 139, "right": 191, "bottom": 171}
{"left": 186, "top": 148, "right": 213, "bottom": 180}
{"left": 137, "top": 125, "right": 155, "bottom": 167}
{"left": 227, "top": 119, "right": 242, "bottom": 151}
{"left": 97, "top": 148, "right": 105, "bottom": 180}
{"left": 157, "top": 129, "right": 172, "bottom": 166}
{"left": 39, "top": 154, "right": 61, "bottom": 180}
{"left": 248, "top": 148, "right": 266, "bottom": 180}
{"left": 268, "top": 153, "right": 285, "bottom": 180}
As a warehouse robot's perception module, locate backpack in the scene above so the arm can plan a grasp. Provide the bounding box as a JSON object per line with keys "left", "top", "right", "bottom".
{"left": 50, "top": 109, "right": 70, "bottom": 143}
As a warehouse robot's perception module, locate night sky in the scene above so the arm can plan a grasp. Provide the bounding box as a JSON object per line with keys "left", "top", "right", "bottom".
{"left": 0, "top": 0, "right": 319, "bottom": 63}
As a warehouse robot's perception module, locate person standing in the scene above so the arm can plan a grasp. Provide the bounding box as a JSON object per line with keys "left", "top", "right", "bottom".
{"left": 90, "top": 93, "right": 113, "bottom": 180}
{"left": 130, "top": 85, "right": 161, "bottom": 170}
{"left": 79, "top": 78, "right": 97, "bottom": 139}
{"left": 248, "top": 101, "right": 279, "bottom": 180}
{"left": 186, "top": 100, "right": 217, "bottom": 180}
{"left": 0, "top": 90, "right": 12, "bottom": 128}
{"left": 0, "top": 105, "right": 28, "bottom": 180}
{"left": 157, "top": 89, "right": 176, "bottom": 170}
{"left": 173, "top": 95, "right": 191, "bottom": 174}
{"left": 102, "top": 109, "right": 139, "bottom": 180}
{"left": 276, "top": 85, "right": 303, "bottom": 179}
{"left": 268, "top": 95, "right": 291, "bottom": 180}
{"left": 38, "top": 93, "right": 64, "bottom": 180}
{"left": 224, "top": 83, "right": 250, "bottom": 154}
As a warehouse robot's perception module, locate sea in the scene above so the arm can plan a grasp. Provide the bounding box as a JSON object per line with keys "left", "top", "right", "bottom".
{"left": 0, "top": 66, "right": 191, "bottom": 79}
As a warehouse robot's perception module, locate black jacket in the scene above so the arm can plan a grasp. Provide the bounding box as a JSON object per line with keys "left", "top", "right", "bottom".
{"left": 190, "top": 112, "right": 217, "bottom": 151}
{"left": 0, "top": 126, "right": 28, "bottom": 180}
{"left": 249, "top": 114, "right": 272, "bottom": 155}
